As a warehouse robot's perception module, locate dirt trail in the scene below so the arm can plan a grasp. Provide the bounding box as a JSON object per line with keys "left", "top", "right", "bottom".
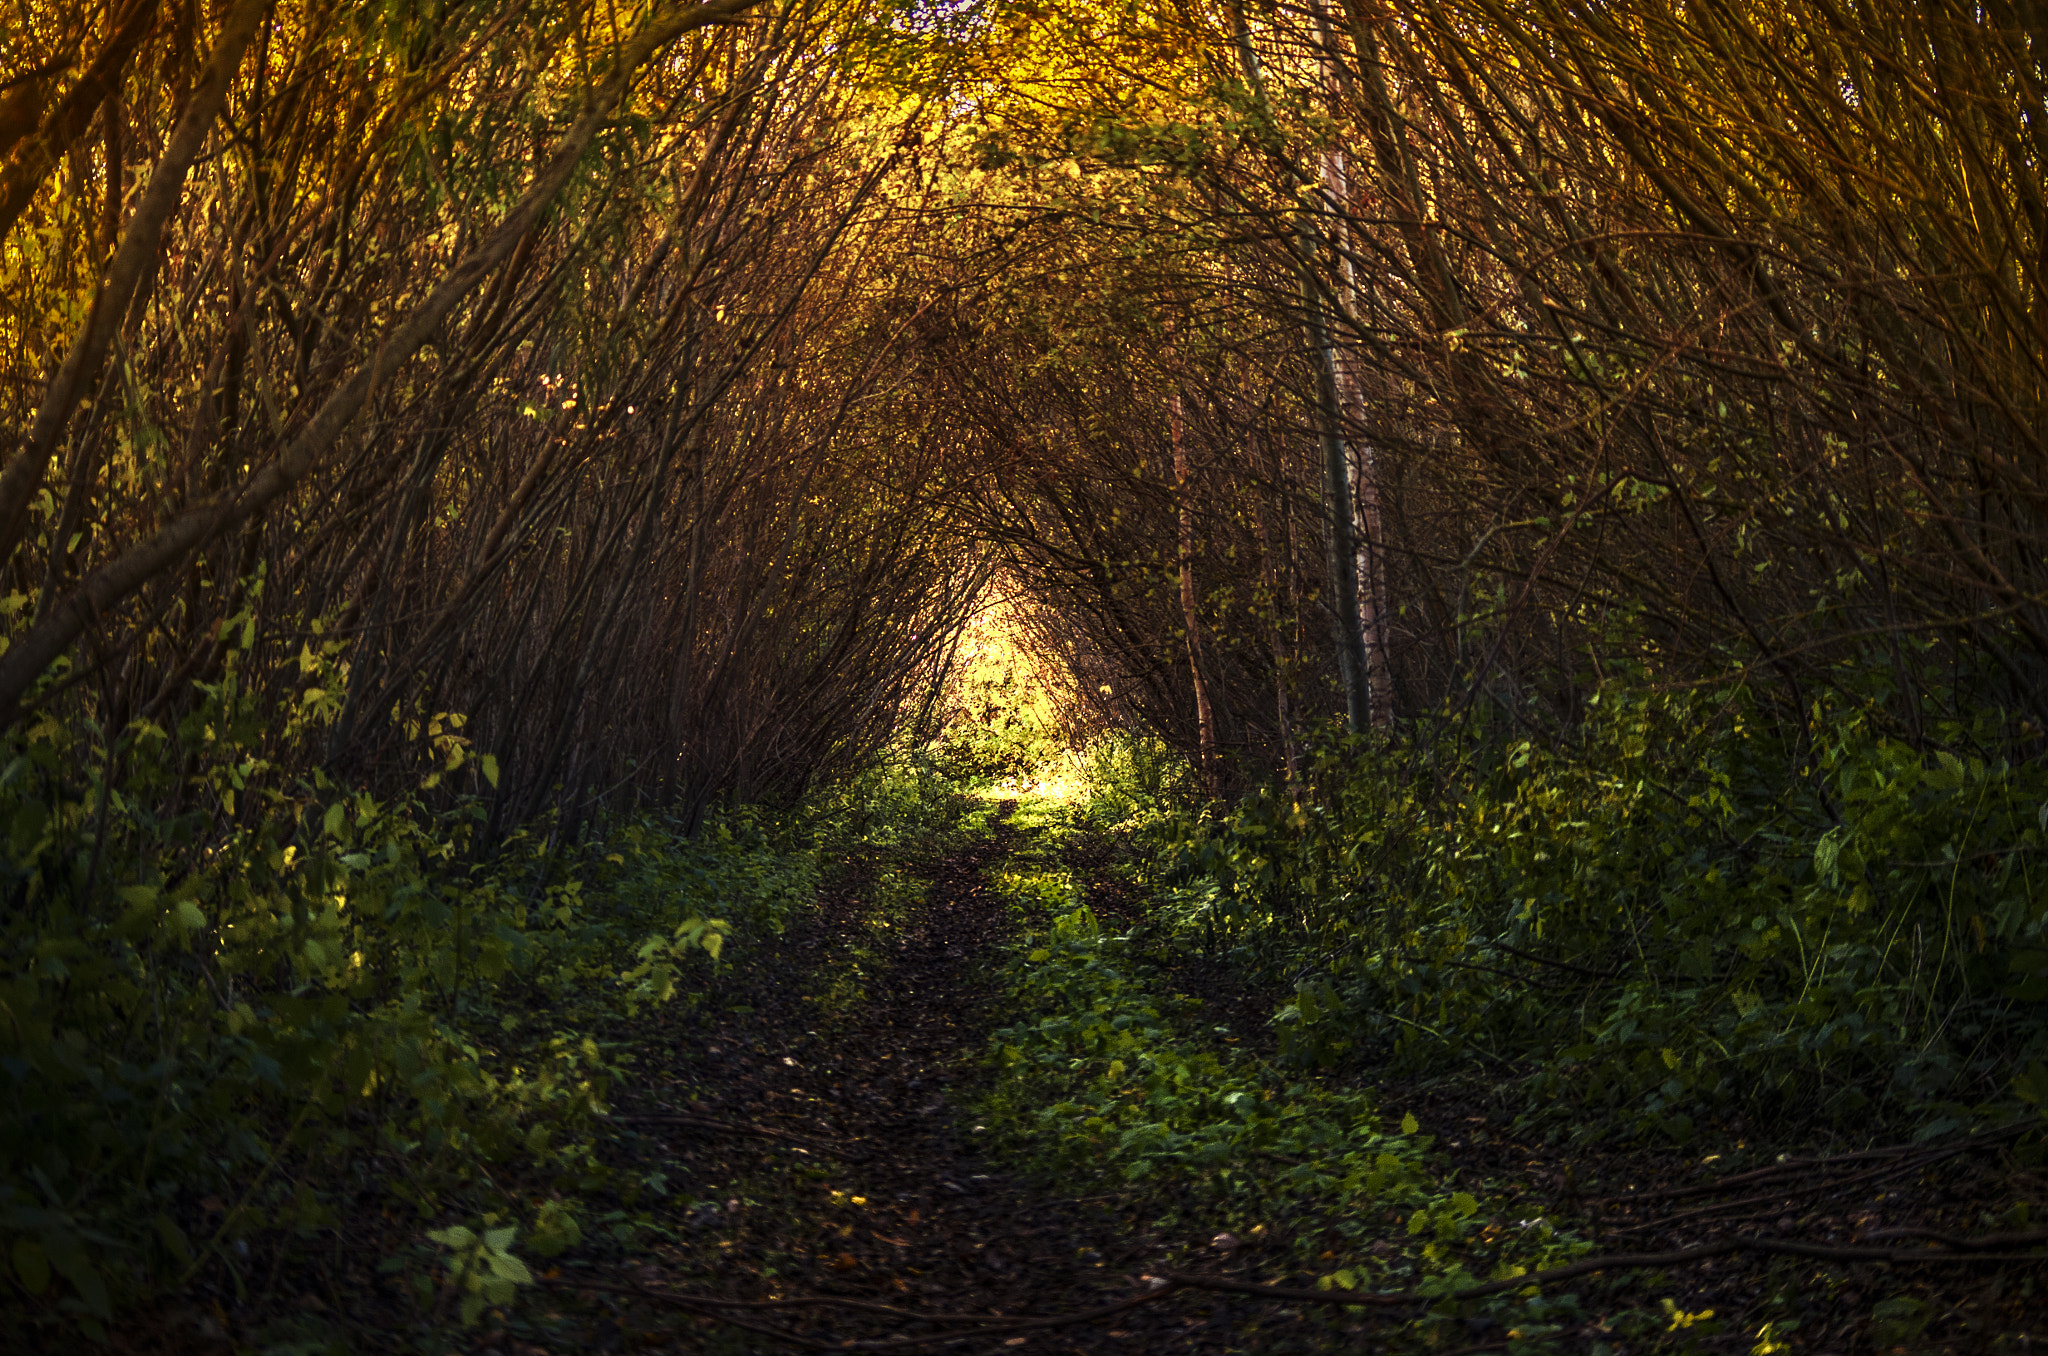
{"left": 507, "top": 803, "right": 1343, "bottom": 1355}
{"left": 478, "top": 804, "right": 2040, "bottom": 1356}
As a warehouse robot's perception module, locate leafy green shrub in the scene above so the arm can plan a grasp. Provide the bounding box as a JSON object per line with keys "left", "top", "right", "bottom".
{"left": 1075, "top": 730, "right": 1197, "bottom": 833}
{"left": 980, "top": 891, "right": 1591, "bottom": 1330}
{"left": 811, "top": 739, "right": 987, "bottom": 866}
{"left": 426, "top": 1221, "right": 535, "bottom": 1325}
{"left": 1159, "top": 678, "right": 2048, "bottom": 1138}
{"left": 0, "top": 646, "right": 753, "bottom": 1338}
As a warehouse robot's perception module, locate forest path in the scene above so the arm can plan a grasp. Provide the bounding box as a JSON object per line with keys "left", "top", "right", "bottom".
{"left": 476, "top": 799, "right": 2036, "bottom": 1356}
{"left": 513, "top": 799, "right": 1322, "bottom": 1355}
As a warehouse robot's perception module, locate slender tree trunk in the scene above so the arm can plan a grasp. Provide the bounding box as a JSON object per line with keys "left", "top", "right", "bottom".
{"left": 1303, "top": 275, "right": 1370, "bottom": 736}
{"left": 1233, "top": 3, "right": 1371, "bottom": 736}
{"left": 1313, "top": 0, "right": 1393, "bottom": 731}
{"left": 1171, "top": 388, "right": 1219, "bottom": 794}
{"left": 1253, "top": 425, "right": 1300, "bottom": 777}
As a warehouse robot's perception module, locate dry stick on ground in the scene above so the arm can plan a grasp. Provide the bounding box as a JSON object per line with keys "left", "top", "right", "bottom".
{"left": 609, "top": 1112, "right": 871, "bottom": 1161}
{"left": 551, "top": 1279, "right": 1031, "bottom": 1323}
{"left": 543, "top": 1230, "right": 2047, "bottom": 1351}
{"left": 1165, "top": 1231, "right": 2048, "bottom": 1310}
{"left": 1587, "top": 1123, "right": 2028, "bottom": 1208}
{"left": 1600, "top": 1142, "right": 2002, "bottom": 1236}
{"left": 1858, "top": 1227, "right": 2048, "bottom": 1250}
{"left": 539, "top": 1276, "right": 1179, "bottom": 1351}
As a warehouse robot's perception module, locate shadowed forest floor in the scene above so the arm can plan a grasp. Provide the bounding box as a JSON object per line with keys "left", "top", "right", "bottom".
{"left": 412, "top": 803, "right": 2033, "bottom": 1355}
{"left": 519, "top": 802, "right": 1345, "bottom": 1354}
{"left": 112, "top": 797, "right": 2040, "bottom": 1355}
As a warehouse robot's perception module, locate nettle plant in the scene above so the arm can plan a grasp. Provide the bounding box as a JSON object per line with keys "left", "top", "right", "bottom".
{"left": 0, "top": 626, "right": 729, "bottom": 1336}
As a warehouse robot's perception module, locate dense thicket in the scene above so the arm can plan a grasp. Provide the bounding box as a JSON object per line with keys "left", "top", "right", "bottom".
{"left": 3, "top": 0, "right": 2046, "bottom": 1335}
{"left": 900, "top": 0, "right": 2048, "bottom": 767}
{"left": 11, "top": 0, "right": 2042, "bottom": 884}
{"left": 880, "top": 0, "right": 2048, "bottom": 1136}
{"left": 1, "top": 0, "right": 980, "bottom": 827}
{"left": 0, "top": 0, "right": 981, "bottom": 1330}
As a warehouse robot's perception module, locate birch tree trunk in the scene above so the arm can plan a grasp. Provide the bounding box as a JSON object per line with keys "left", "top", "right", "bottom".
{"left": 1232, "top": 2, "right": 1373, "bottom": 736}
{"left": 1313, "top": 0, "right": 1394, "bottom": 732}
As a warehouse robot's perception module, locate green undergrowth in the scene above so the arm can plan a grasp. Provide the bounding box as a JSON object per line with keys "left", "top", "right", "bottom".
{"left": 799, "top": 740, "right": 1010, "bottom": 1014}
{"left": 813, "top": 738, "right": 1007, "bottom": 867}
{"left": 1151, "top": 675, "right": 2048, "bottom": 1145}
{"left": 0, "top": 639, "right": 829, "bottom": 1344}
{"left": 975, "top": 691, "right": 2048, "bottom": 1347}
{"left": 977, "top": 796, "right": 1633, "bottom": 1352}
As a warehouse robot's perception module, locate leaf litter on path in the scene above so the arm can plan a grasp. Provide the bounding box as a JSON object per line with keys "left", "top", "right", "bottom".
{"left": 484, "top": 800, "right": 2044, "bottom": 1356}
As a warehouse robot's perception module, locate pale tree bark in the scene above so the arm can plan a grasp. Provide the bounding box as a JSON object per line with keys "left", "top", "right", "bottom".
{"left": 1311, "top": 0, "right": 1394, "bottom": 732}
{"left": 1232, "top": 2, "right": 1373, "bottom": 736}
{"left": 1304, "top": 273, "right": 1371, "bottom": 736}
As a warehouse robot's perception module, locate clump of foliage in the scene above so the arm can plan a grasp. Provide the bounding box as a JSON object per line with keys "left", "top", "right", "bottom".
{"left": 976, "top": 805, "right": 1603, "bottom": 1346}
{"left": 0, "top": 648, "right": 802, "bottom": 1340}
{"left": 1075, "top": 729, "right": 1199, "bottom": 834}
{"left": 812, "top": 738, "right": 996, "bottom": 867}
{"left": 1154, "top": 677, "right": 2048, "bottom": 1141}
{"left": 918, "top": 599, "right": 1075, "bottom": 786}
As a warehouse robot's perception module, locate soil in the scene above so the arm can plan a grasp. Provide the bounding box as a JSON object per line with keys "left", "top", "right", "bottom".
{"left": 108, "top": 800, "right": 2045, "bottom": 1354}
{"left": 514, "top": 803, "right": 1356, "bottom": 1354}
{"left": 511, "top": 803, "right": 2042, "bottom": 1355}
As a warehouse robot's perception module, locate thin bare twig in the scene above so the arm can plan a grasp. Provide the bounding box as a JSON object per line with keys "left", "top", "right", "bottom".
{"left": 610, "top": 1111, "right": 871, "bottom": 1161}
{"left": 540, "top": 1274, "right": 1180, "bottom": 1350}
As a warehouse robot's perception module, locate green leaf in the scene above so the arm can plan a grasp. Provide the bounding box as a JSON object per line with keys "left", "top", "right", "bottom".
{"left": 482, "top": 1227, "right": 516, "bottom": 1252}
{"left": 487, "top": 1253, "right": 533, "bottom": 1284}
{"left": 12, "top": 1239, "right": 48, "bottom": 1294}
{"left": 324, "top": 803, "right": 346, "bottom": 839}
{"left": 1812, "top": 828, "right": 1842, "bottom": 884}
{"left": 530, "top": 1201, "right": 582, "bottom": 1256}
{"left": 42, "top": 1235, "right": 109, "bottom": 1317}
{"left": 1400, "top": 1112, "right": 1419, "bottom": 1135}
{"left": 11, "top": 800, "right": 47, "bottom": 856}
{"left": 479, "top": 752, "right": 500, "bottom": 788}
{"left": 152, "top": 1214, "right": 192, "bottom": 1263}
{"left": 428, "top": 1225, "right": 478, "bottom": 1249}
{"left": 175, "top": 900, "right": 207, "bottom": 933}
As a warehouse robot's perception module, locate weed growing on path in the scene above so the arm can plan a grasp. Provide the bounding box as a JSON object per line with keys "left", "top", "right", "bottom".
{"left": 978, "top": 797, "right": 1613, "bottom": 1350}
